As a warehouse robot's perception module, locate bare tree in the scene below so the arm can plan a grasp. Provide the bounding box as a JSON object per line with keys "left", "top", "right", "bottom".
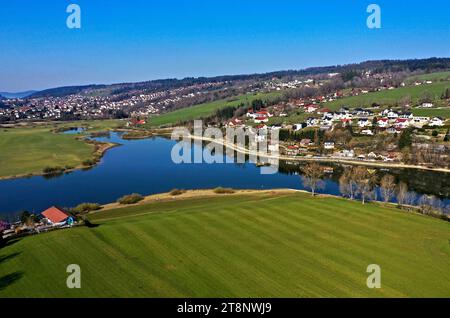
{"left": 396, "top": 182, "right": 408, "bottom": 207}
{"left": 353, "top": 167, "right": 376, "bottom": 204}
{"left": 301, "top": 163, "right": 325, "bottom": 196}
{"left": 339, "top": 167, "right": 356, "bottom": 199}
{"left": 404, "top": 191, "right": 417, "bottom": 208}
{"left": 380, "top": 175, "right": 396, "bottom": 203}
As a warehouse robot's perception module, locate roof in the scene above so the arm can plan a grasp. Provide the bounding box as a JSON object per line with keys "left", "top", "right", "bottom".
{"left": 41, "top": 206, "right": 70, "bottom": 223}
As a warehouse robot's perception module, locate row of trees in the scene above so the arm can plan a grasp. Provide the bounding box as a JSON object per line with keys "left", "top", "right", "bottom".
{"left": 301, "top": 163, "right": 447, "bottom": 216}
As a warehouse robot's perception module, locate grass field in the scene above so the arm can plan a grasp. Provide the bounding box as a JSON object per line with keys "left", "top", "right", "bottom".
{"left": 411, "top": 108, "right": 450, "bottom": 119}
{"left": 324, "top": 81, "right": 449, "bottom": 109}
{"left": 0, "top": 120, "right": 122, "bottom": 178}
{"left": 147, "top": 92, "right": 281, "bottom": 127}
{"left": 406, "top": 71, "right": 450, "bottom": 84}
{"left": 0, "top": 127, "right": 95, "bottom": 178}
{"left": 1, "top": 191, "right": 450, "bottom": 298}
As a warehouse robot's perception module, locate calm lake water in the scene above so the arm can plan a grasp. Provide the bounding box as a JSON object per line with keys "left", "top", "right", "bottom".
{"left": 0, "top": 132, "right": 448, "bottom": 219}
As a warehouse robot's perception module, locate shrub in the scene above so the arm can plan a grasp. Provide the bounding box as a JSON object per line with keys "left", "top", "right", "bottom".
{"left": 42, "top": 166, "right": 64, "bottom": 174}
{"left": 82, "top": 159, "right": 95, "bottom": 166}
{"left": 73, "top": 203, "right": 101, "bottom": 214}
{"left": 117, "top": 193, "right": 144, "bottom": 205}
{"left": 169, "top": 189, "right": 186, "bottom": 196}
{"left": 213, "top": 187, "right": 236, "bottom": 194}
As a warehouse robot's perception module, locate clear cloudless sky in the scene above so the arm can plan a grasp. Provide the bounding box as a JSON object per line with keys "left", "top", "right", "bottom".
{"left": 0, "top": 0, "right": 448, "bottom": 91}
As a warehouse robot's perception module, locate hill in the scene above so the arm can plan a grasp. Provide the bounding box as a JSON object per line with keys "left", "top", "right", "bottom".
{"left": 1, "top": 191, "right": 450, "bottom": 297}
{"left": 0, "top": 91, "right": 37, "bottom": 99}
{"left": 27, "top": 58, "right": 450, "bottom": 98}
{"left": 324, "top": 81, "right": 450, "bottom": 110}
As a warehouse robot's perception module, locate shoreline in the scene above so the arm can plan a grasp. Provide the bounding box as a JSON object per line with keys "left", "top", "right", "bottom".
{"left": 0, "top": 139, "right": 119, "bottom": 181}
{"left": 179, "top": 133, "right": 450, "bottom": 173}
{"left": 92, "top": 188, "right": 448, "bottom": 222}
{"left": 1, "top": 125, "right": 449, "bottom": 181}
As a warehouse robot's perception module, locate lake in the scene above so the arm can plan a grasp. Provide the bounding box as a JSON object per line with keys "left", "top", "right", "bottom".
{"left": 0, "top": 132, "right": 448, "bottom": 219}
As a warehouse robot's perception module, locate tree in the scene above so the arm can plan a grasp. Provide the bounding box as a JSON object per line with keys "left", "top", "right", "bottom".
{"left": 419, "top": 91, "right": 433, "bottom": 104}
{"left": 301, "top": 163, "right": 325, "bottom": 196}
{"left": 339, "top": 167, "right": 356, "bottom": 199}
{"left": 444, "top": 129, "right": 450, "bottom": 142}
{"left": 380, "top": 174, "right": 396, "bottom": 203}
{"left": 399, "top": 95, "right": 411, "bottom": 110}
{"left": 353, "top": 167, "right": 376, "bottom": 204}
{"left": 20, "top": 211, "right": 37, "bottom": 227}
{"left": 0, "top": 220, "right": 9, "bottom": 247}
{"left": 398, "top": 128, "right": 413, "bottom": 149}
{"left": 396, "top": 182, "right": 408, "bottom": 207}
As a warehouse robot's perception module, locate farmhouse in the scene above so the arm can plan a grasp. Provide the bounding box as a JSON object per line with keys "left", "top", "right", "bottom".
{"left": 41, "top": 206, "right": 71, "bottom": 224}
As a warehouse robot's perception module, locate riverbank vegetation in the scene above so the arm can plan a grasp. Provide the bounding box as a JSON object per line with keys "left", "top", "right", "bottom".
{"left": 1, "top": 190, "right": 450, "bottom": 297}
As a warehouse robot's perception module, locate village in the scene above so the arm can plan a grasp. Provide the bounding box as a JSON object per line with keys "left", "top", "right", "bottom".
{"left": 222, "top": 90, "right": 449, "bottom": 166}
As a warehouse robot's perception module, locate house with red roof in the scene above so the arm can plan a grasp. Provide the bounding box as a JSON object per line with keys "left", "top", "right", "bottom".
{"left": 41, "top": 206, "right": 71, "bottom": 224}
{"left": 394, "top": 118, "right": 410, "bottom": 129}
{"left": 377, "top": 118, "right": 389, "bottom": 128}
{"left": 254, "top": 116, "right": 269, "bottom": 124}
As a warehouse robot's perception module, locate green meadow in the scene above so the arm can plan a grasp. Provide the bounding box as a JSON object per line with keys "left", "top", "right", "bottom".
{"left": 147, "top": 92, "right": 282, "bottom": 127}
{"left": 406, "top": 71, "right": 450, "bottom": 84}
{"left": 324, "top": 81, "right": 449, "bottom": 109}
{"left": 1, "top": 192, "right": 450, "bottom": 297}
{"left": 411, "top": 108, "right": 450, "bottom": 119}
{"left": 0, "top": 127, "right": 94, "bottom": 178}
{"left": 0, "top": 120, "right": 122, "bottom": 178}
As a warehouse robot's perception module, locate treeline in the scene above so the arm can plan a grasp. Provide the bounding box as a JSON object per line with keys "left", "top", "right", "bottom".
{"left": 29, "top": 58, "right": 450, "bottom": 98}
{"left": 300, "top": 163, "right": 449, "bottom": 220}
{"left": 279, "top": 129, "right": 325, "bottom": 143}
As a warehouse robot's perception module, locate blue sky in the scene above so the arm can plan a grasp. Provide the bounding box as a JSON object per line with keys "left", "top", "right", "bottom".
{"left": 0, "top": 0, "right": 448, "bottom": 91}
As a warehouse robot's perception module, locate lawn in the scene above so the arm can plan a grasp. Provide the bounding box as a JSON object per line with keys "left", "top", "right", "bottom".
{"left": 324, "top": 81, "right": 449, "bottom": 109}
{"left": 1, "top": 192, "right": 450, "bottom": 297}
{"left": 147, "top": 92, "right": 282, "bottom": 127}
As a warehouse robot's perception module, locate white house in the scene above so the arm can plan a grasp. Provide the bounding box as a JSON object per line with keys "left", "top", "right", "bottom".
{"left": 336, "top": 149, "right": 355, "bottom": 158}
{"left": 324, "top": 142, "right": 335, "bottom": 150}
{"left": 293, "top": 123, "right": 307, "bottom": 131}
{"left": 358, "top": 118, "right": 372, "bottom": 128}
{"left": 420, "top": 102, "right": 434, "bottom": 108}
{"left": 429, "top": 117, "right": 444, "bottom": 127}
{"left": 306, "top": 117, "right": 320, "bottom": 127}
{"left": 411, "top": 116, "right": 430, "bottom": 128}
{"left": 361, "top": 129, "right": 374, "bottom": 136}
